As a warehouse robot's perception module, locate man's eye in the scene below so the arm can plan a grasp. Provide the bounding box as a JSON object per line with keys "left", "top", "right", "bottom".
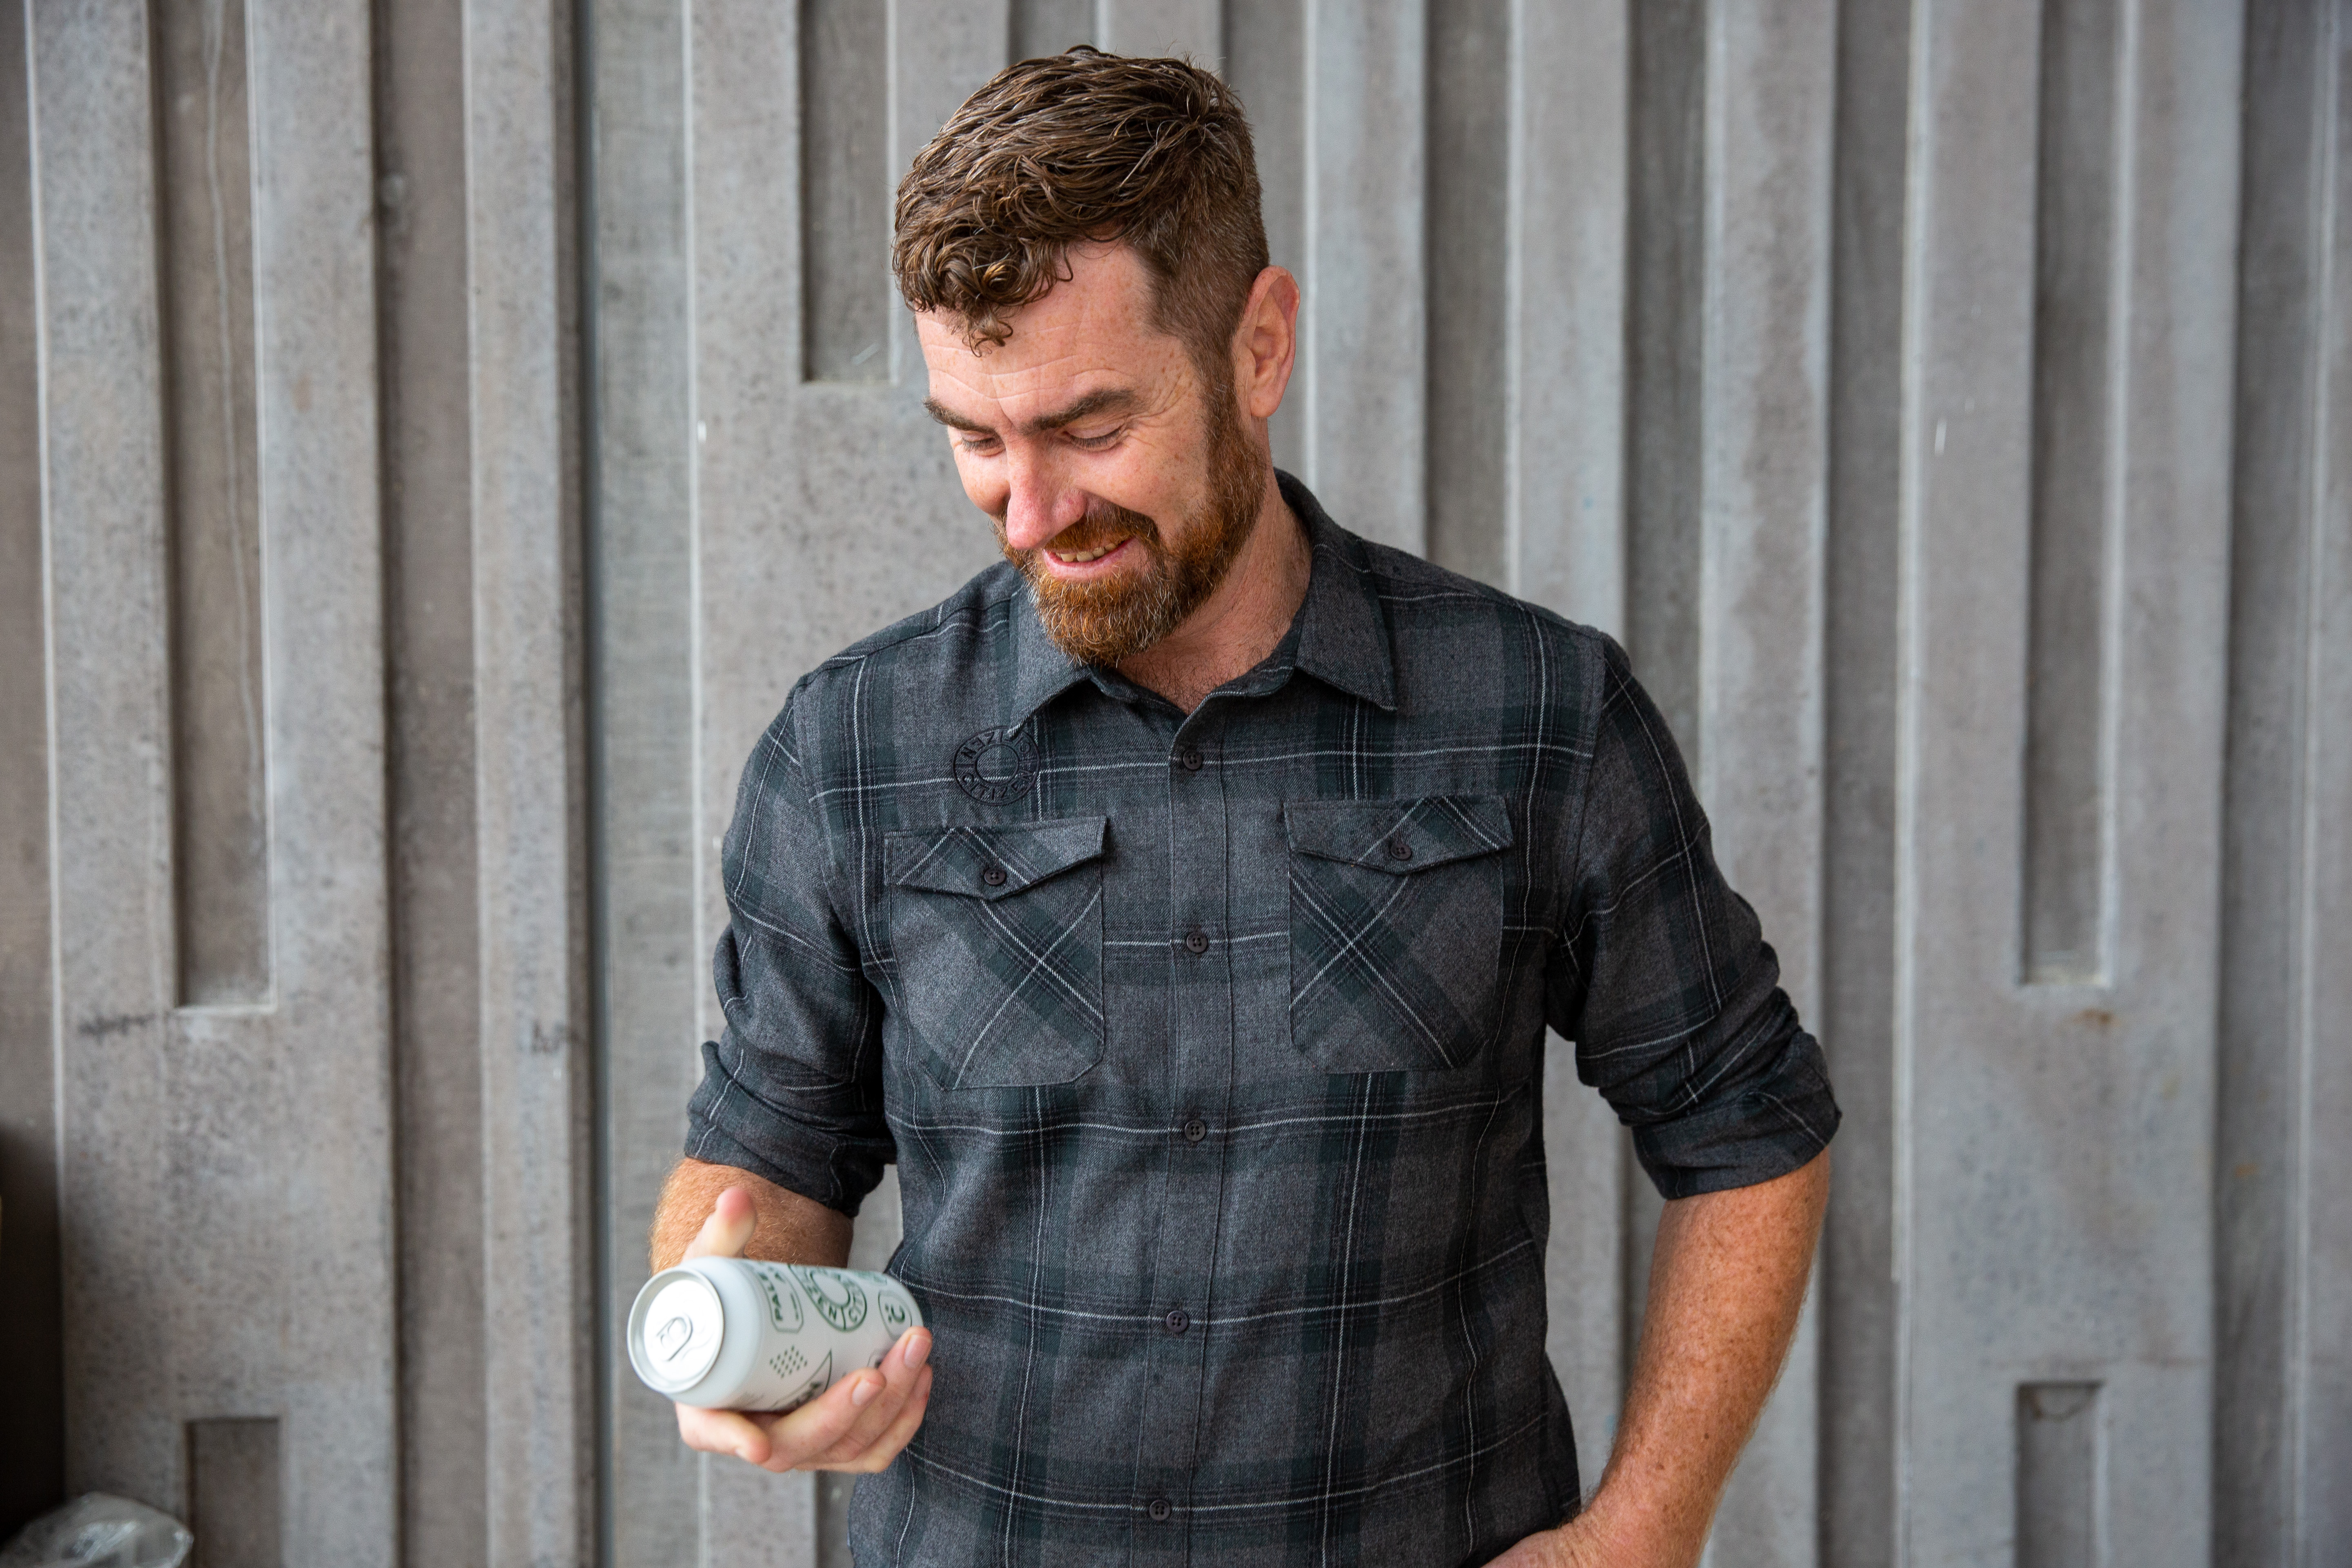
{"left": 1069, "top": 427, "right": 1124, "bottom": 450}
{"left": 957, "top": 434, "right": 1002, "bottom": 455}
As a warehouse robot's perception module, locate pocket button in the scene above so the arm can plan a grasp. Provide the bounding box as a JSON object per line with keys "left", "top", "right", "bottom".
{"left": 981, "top": 865, "right": 1007, "bottom": 887}
{"left": 1386, "top": 836, "right": 1413, "bottom": 862}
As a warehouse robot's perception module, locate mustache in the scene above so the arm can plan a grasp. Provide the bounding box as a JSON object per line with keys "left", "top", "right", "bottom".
{"left": 996, "top": 498, "right": 1164, "bottom": 560}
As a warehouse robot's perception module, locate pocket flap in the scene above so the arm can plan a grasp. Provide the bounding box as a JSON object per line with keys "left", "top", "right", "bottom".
{"left": 1283, "top": 795, "right": 1513, "bottom": 873}
{"left": 884, "top": 816, "right": 1110, "bottom": 901}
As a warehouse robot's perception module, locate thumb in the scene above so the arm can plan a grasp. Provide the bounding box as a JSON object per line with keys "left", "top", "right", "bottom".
{"left": 683, "top": 1186, "right": 757, "bottom": 1261}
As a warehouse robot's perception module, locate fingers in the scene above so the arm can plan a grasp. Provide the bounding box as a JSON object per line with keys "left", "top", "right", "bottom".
{"left": 804, "top": 1329, "right": 932, "bottom": 1469}
{"left": 818, "top": 1364, "right": 932, "bottom": 1474}
{"left": 733, "top": 1327, "right": 933, "bottom": 1475}
{"left": 682, "top": 1187, "right": 757, "bottom": 1261}
{"left": 675, "top": 1401, "right": 779, "bottom": 1467}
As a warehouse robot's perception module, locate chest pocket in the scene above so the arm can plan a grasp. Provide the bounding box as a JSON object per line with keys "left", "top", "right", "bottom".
{"left": 883, "top": 816, "right": 1109, "bottom": 1090}
{"left": 1285, "top": 795, "right": 1514, "bottom": 1072}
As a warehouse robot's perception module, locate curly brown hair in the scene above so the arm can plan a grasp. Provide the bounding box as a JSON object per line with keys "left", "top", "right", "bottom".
{"left": 891, "top": 48, "right": 1270, "bottom": 379}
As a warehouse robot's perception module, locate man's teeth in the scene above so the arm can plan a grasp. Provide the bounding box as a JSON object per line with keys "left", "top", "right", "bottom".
{"left": 1051, "top": 541, "right": 1119, "bottom": 564}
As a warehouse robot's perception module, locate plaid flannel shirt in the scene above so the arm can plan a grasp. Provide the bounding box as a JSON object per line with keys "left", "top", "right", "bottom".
{"left": 686, "top": 474, "right": 1839, "bottom": 1567}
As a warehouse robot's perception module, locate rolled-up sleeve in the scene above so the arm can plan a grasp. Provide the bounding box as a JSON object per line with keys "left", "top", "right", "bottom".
{"left": 1547, "top": 639, "right": 1840, "bottom": 1200}
{"left": 685, "top": 690, "right": 893, "bottom": 1216}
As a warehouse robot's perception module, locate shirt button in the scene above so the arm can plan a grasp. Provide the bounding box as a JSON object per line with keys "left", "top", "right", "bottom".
{"left": 1385, "top": 836, "right": 1413, "bottom": 862}
{"left": 1165, "top": 1308, "right": 1189, "bottom": 1335}
{"left": 1178, "top": 746, "right": 1204, "bottom": 772}
{"left": 982, "top": 865, "right": 1007, "bottom": 887}
{"left": 1182, "top": 1118, "right": 1207, "bottom": 1143}
{"left": 1183, "top": 929, "right": 1209, "bottom": 955}
{"left": 1147, "top": 1497, "right": 1172, "bottom": 1522}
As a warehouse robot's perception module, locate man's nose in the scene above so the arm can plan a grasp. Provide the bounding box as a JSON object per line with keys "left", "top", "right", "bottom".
{"left": 1000, "top": 450, "right": 1083, "bottom": 552}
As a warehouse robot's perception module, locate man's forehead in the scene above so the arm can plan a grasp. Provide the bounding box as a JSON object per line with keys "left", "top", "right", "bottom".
{"left": 916, "top": 243, "right": 1189, "bottom": 419}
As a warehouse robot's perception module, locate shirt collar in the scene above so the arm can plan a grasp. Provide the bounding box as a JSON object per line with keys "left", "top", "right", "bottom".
{"left": 1003, "top": 470, "right": 1398, "bottom": 727}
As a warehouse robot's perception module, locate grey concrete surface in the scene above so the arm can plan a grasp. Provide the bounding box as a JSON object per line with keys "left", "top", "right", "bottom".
{"left": 4, "top": 3, "right": 2345, "bottom": 1565}
{"left": 375, "top": 0, "right": 488, "bottom": 1562}
{"left": 0, "top": 0, "right": 63, "bottom": 1537}
{"left": 464, "top": 3, "right": 595, "bottom": 1564}
{"left": 29, "top": 1, "right": 399, "bottom": 1561}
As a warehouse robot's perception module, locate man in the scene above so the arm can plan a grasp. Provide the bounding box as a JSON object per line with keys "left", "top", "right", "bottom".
{"left": 651, "top": 48, "right": 1837, "bottom": 1567}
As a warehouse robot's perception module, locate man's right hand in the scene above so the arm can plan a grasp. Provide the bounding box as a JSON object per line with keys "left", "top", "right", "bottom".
{"left": 670, "top": 1186, "right": 935, "bottom": 1473}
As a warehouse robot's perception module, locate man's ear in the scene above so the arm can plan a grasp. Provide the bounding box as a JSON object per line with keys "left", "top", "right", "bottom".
{"left": 1233, "top": 265, "right": 1300, "bottom": 423}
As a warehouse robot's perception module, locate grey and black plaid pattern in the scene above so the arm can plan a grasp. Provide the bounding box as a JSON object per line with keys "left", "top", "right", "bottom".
{"left": 687, "top": 475, "right": 1839, "bottom": 1566}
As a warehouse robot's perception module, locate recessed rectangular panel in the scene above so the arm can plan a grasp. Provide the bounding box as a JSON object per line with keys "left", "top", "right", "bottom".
{"left": 1621, "top": 0, "right": 1706, "bottom": 766}
{"left": 1012, "top": 0, "right": 1095, "bottom": 58}
{"left": 153, "top": 0, "right": 269, "bottom": 1005}
{"left": 1423, "top": 0, "right": 1508, "bottom": 588}
{"left": 2016, "top": 1383, "right": 2101, "bottom": 1568}
{"left": 188, "top": 1417, "right": 281, "bottom": 1568}
{"left": 2020, "top": 0, "right": 2119, "bottom": 985}
{"left": 801, "top": 0, "right": 890, "bottom": 383}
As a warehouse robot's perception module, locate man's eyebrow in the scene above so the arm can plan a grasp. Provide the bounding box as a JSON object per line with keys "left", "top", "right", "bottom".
{"left": 923, "top": 386, "right": 1143, "bottom": 437}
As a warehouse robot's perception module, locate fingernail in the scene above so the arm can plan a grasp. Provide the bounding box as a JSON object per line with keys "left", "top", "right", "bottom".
{"left": 851, "top": 1375, "right": 880, "bottom": 1408}
{"left": 903, "top": 1334, "right": 930, "bottom": 1371}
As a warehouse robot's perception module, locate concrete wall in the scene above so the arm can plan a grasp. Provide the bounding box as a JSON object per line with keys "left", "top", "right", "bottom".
{"left": 0, "top": 2, "right": 2344, "bottom": 1565}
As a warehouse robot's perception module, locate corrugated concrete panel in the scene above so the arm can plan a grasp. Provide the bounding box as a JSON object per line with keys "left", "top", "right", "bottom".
{"left": 1893, "top": 4, "right": 2241, "bottom": 1564}
{"left": 2218, "top": 6, "right": 2352, "bottom": 1560}
{"left": 2300, "top": 13, "right": 2352, "bottom": 1530}
{"left": 587, "top": 0, "right": 703, "bottom": 1560}
{"left": 1816, "top": 1, "right": 1909, "bottom": 1563}
{"left": 1694, "top": 2, "right": 1837, "bottom": 1561}
{"left": 464, "top": 2, "right": 596, "bottom": 1564}
{"left": 31, "top": 0, "right": 398, "bottom": 1559}
{"left": 375, "top": 0, "right": 489, "bottom": 1561}
{"left": 0, "top": 0, "right": 64, "bottom": 1533}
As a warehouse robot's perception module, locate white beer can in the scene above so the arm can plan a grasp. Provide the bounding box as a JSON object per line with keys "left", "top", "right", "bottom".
{"left": 628, "top": 1258, "right": 923, "bottom": 1412}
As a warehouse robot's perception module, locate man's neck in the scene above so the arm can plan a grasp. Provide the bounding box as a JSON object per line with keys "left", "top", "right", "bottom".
{"left": 1118, "top": 468, "right": 1312, "bottom": 713}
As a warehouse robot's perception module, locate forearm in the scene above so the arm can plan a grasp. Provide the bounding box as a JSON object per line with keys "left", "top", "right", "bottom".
{"left": 650, "top": 1156, "right": 853, "bottom": 1272}
{"left": 1580, "top": 1149, "right": 1831, "bottom": 1566}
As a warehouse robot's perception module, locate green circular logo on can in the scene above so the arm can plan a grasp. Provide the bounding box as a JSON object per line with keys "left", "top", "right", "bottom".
{"left": 879, "top": 1292, "right": 912, "bottom": 1332}
{"left": 793, "top": 1266, "right": 869, "bottom": 1333}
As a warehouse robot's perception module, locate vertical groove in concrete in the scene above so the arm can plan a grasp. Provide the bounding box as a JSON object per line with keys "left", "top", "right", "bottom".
{"left": 1619, "top": 0, "right": 1706, "bottom": 771}
{"left": 151, "top": 0, "right": 269, "bottom": 1007}
{"left": 1422, "top": 0, "right": 1509, "bottom": 588}
{"left": 372, "top": 0, "right": 487, "bottom": 1560}
{"left": 2217, "top": 4, "right": 2349, "bottom": 1559}
{"left": 1218, "top": 0, "right": 1304, "bottom": 472}
{"left": 800, "top": 0, "right": 889, "bottom": 385}
{"left": 466, "top": 0, "right": 595, "bottom": 1561}
{"left": 1817, "top": 0, "right": 1909, "bottom": 1561}
{"left": 2019, "top": 0, "right": 2123, "bottom": 987}
{"left": 186, "top": 1416, "right": 283, "bottom": 1568}
{"left": 0, "top": 0, "right": 64, "bottom": 1535}
{"left": 586, "top": 0, "right": 702, "bottom": 1560}
{"left": 2014, "top": 1383, "right": 2103, "bottom": 1568}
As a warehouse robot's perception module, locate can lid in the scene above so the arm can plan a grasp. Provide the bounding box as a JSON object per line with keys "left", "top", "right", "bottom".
{"left": 632, "top": 1272, "right": 725, "bottom": 1393}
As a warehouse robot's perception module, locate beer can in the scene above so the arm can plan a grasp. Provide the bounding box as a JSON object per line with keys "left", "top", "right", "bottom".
{"left": 627, "top": 1258, "right": 924, "bottom": 1412}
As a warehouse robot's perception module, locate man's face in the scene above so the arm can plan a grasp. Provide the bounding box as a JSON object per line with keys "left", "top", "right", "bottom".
{"left": 918, "top": 243, "right": 1264, "bottom": 666}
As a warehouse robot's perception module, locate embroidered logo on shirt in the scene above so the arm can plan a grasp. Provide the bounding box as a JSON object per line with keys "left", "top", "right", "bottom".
{"left": 953, "top": 726, "right": 1040, "bottom": 804}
